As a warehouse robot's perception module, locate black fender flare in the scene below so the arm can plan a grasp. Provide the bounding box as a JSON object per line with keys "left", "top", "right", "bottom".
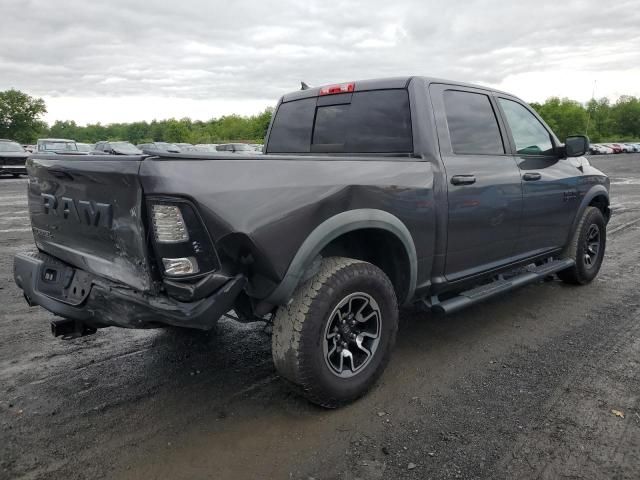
{"left": 567, "top": 185, "right": 610, "bottom": 244}
{"left": 265, "top": 209, "right": 418, "bottom": 306}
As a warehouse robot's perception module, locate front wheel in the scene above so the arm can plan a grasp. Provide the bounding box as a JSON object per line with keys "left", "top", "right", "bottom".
{"left": 272, "top": 257, "right": 398, "bottom": 408}
{"left": 558, "top": 206, "right": 606, "bottom": 285}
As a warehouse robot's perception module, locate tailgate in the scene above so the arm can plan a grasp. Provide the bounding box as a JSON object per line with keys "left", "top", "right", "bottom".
{"left": 26, "top": 155, "right": 153, "bottom": 292}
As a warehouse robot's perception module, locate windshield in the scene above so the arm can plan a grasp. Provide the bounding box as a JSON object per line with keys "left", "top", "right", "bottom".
{"left": 41, "top": 141, "right": 78, "bottom": 151}
{"left": 0, "top": 141, "right": 24, "bottom": 152}
{"left": 112, "top": 142, "right": 142, "bottom": 154}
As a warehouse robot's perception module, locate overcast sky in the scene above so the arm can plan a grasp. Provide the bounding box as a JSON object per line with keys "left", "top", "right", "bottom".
{"left": 2, "top": 0, "right": 639, "bottom": 125}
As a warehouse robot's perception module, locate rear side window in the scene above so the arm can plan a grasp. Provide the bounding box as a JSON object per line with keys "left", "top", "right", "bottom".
{"left": 267, "top": 90, "right": 412, "bottom": 154}
{"left": 267, "top": 98, "right": 316, "bottom": 153}
{"left": 443, "top": 90, "right": 504, "bottom": 155}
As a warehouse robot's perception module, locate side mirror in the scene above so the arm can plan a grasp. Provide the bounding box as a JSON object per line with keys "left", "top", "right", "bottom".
{"left": 565, "top": 135, "right": 589, "bottom": 157}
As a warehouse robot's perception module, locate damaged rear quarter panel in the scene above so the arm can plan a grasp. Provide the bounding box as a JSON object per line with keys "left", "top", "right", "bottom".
{"left": 139, "top": 156, "right": 436, "bottom": 298}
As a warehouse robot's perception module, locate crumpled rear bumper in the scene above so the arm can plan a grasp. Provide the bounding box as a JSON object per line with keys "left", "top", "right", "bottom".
{"left": 14, "top": 251, "right": 246, "bottom": 330}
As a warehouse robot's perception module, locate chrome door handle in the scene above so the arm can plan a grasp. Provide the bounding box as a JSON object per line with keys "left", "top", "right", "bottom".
{"left": 523, "top": 172, "right": 542, "bottom": 181}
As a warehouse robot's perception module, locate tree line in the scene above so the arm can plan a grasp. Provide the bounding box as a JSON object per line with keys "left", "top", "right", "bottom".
{"left": 2, "top": 88, "right": 640, "bottom": 145}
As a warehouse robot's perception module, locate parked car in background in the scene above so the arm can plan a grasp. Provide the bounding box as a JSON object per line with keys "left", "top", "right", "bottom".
{"left": 195, "top": 144, "right": 219, "bottom": 152}
{"left": 137, "top": 142, "right": 181, "bottom": 153}
{"left": 216, "top": 143, "right": 258, "bottom": 154}
{"left": 36, "top": 138, "right": 78, "bottom": 153}
{"left": 0, "top": 139, "right": 29, "bottom": 177}
{"left": 609, "top": 143, "right": 630, "bottom": 153}
{"left": 76, "top": 143, "right": 94, "bottom": 153}
{"left": 602, "top": 143, "right": 622, "bottom": 154}
{"left": 623, "top": 143, "right": 638, "bottom": 152}
{"left": 618, "top": 143, "right": 633, "bottom": 153}
{"left": 94, "top": 141, "right": 143, "bottom": 155}
{"left": 589, "top": 144, "right": 611, "bottom": 155}
{"left": 182, "top": 145, "right": 212, "bottom": 153}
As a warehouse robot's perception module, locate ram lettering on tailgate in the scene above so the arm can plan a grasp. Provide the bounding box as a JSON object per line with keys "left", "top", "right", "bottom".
{"left": 41, "top": 193, "right": 113, "bottom": 229}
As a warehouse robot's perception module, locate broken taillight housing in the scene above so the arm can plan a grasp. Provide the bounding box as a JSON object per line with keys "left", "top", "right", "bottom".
{"left": 147, "top": 199, "right": 219, "bottom": 279}
{"left": 162, "top": 257, "right": 199, "bottom": 276}
{"left": 151, "top": 204, "right": 189, "bottom": 243}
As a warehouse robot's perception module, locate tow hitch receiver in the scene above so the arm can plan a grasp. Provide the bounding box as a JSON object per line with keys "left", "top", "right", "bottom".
{"left": 50, "top": 318, "right": 97, "bottom": 340}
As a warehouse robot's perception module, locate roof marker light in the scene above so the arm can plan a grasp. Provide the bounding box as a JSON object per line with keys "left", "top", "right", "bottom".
{"left": 319, "top": 82, "right": 355, "bottom": 96}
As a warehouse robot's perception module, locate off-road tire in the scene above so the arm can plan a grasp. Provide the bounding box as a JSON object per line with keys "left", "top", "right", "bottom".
{"left": 558, "top": 206, "right": 606, "bottom": 285}
{"left": 272, "top": 257, "right": 398, "bottom": 408}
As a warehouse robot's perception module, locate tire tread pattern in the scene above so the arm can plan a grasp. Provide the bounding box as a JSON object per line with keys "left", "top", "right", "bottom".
{"left": 272, "top": 256, "right": 397, "bottom": 408}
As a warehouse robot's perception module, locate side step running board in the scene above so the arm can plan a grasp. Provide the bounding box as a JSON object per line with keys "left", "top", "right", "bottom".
{"left": 431, "top": 258, "right": 575, "bottom": 315}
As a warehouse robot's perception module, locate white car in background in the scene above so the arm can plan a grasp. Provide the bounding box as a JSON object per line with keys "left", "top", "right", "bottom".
{"left": 620, "top": 144, "right": 634, "bottom": 153}
{"left": 590, "top": 144, "right": 612, "bottom": 155}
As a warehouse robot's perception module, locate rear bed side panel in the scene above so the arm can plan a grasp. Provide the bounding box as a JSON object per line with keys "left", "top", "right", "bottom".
{"left": 26, "top": 155, "right": 153, "bottom": 292}
{"left": 139, "top": 157, "right": 436, "bottom": 300}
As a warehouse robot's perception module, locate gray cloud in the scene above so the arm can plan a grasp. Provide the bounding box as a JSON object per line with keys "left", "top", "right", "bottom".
{"left": 1, "top": 0, "right": 639, "bottom": 121}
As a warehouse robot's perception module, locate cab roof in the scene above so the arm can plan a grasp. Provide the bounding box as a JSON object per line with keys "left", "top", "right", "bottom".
{"left": 282, "top": 76, "right": 513, "bottom": 103}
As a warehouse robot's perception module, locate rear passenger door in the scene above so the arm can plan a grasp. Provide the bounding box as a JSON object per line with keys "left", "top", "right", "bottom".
{"left": 430, "top": 85, "right": 523, "bottom": 281}
{"left": 495, "top": 97, "right": 578, "bottom": 254}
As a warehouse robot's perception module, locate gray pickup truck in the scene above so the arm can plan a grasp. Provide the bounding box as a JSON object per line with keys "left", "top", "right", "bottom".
{"left": 14, "top": 77, "right": 610, "bottom": 407}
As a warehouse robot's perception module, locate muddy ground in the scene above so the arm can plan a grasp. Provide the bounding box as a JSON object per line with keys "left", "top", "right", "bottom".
{"left": 1, "top": 155, "right": 639, "bottom": 480}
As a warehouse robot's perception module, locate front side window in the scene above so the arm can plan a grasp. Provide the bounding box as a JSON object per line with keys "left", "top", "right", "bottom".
{"left": 443, "top": 90, "right": 504, "bottom": 155}
{"left": 498, "top": 98, "right": 554, "bottom": 155}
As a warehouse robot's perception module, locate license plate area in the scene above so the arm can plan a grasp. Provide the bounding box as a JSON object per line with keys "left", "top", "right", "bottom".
{"left": 36, "top": 256, "right": 92, "bottom": 306}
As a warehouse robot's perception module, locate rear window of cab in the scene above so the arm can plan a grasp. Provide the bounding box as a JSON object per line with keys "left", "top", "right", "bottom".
{"left": 266, "top": 89, "right": 413, "bottom": 154}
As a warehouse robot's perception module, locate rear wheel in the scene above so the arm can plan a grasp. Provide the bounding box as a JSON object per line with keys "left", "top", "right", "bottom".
{"left": 272, "top": 257, "right": 398, "bottom": 408}
{"left": 558, "top": 206, "right": 606, "bottom": 285}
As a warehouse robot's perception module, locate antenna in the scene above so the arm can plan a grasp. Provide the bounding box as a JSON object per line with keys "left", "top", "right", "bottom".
{"left": 301, "top": 81, "right": 310, "bottom": 91}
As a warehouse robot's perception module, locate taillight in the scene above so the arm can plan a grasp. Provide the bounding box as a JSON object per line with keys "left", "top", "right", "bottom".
{"left": 162, "top": 257, "right": 199, "bottom": 276}
{"left": 147, "top": 199, "right": 219, "bottom": 278}
{"left": 151, "top": 205, "right": 188, "bottom": 243}
{"left": 319, "top": 82, "right": 355, "bottom": 96}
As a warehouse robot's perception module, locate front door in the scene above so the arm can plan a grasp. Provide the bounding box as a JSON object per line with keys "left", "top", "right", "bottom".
{"left": 496, "top": 97, "right": 579, "bottom": 255}
{"left": 431, "top": 85, "right": 523, "bottom": 281}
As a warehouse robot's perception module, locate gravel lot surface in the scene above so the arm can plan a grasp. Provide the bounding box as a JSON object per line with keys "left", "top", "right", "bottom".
{"left": 1, "top": 154, "right": 639, "bottom": 480}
